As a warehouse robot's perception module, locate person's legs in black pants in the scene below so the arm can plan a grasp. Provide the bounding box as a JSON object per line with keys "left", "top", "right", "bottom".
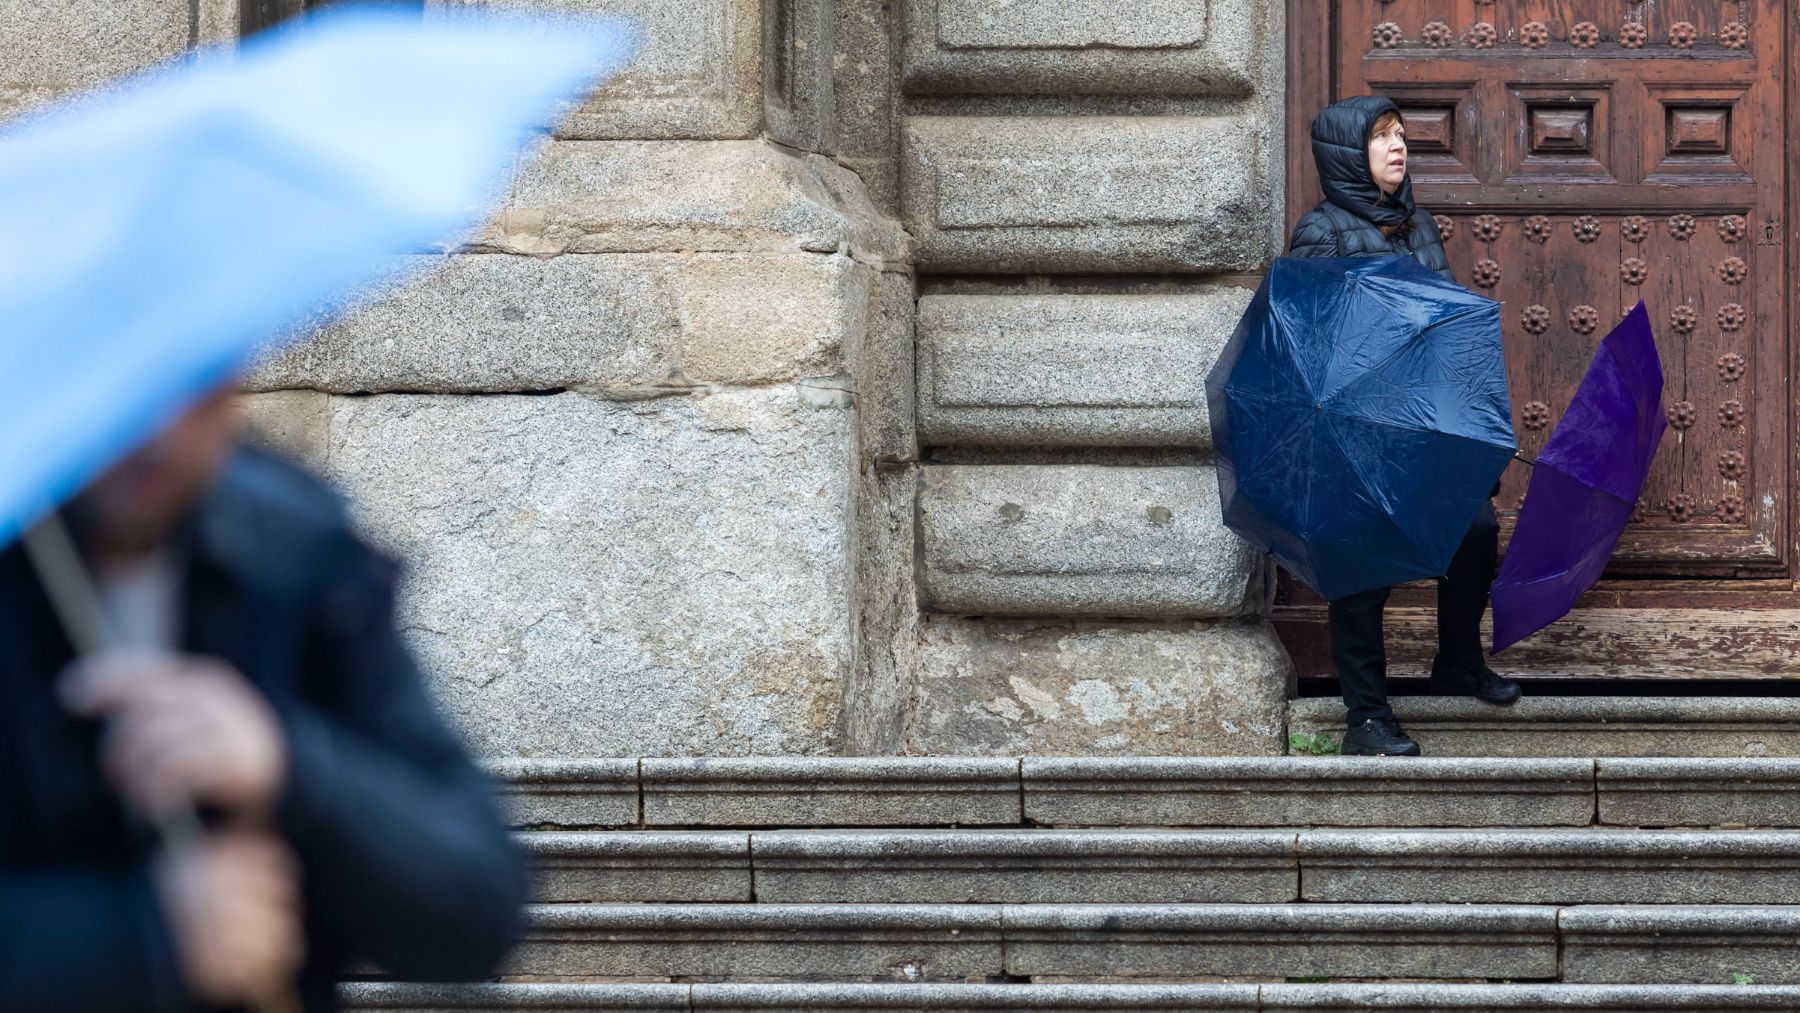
{"left": 1428, "top": 501, "right": 1521, "bottom": 703}
{"left": 1329, "top": 584, "right": 1394, "bottom": 725}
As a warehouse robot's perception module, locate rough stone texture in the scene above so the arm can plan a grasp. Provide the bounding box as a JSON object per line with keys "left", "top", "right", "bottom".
{"left": 510, "top": 903, "right": 1005, "bottom": 980}
{"left": 692, "top": 983, "right": 1258, "bottom": 1011}
{"left": 764, "top": 0, "right": 834, "bottom": 153}
{"left": 518, "top": 831, "right": 751, "bottom": 902}
{"left": 1598, "top": 759, "right": 1800, "bottom": 828}
{"left": 916, "top": 291, "right": 1252, "bottom": 449}
{"left": 1023, "top": 757, "right": 1596, "bottom": 828}
{"left": 903, "top": 0, "right": 1261, "bottom": 97}
{"left": 844, "top": 466, "right": 920, "bottom": 755}
{"left": 1289, "top": 697, "right": 1800, "bottom": 759}
{"left": 1258, "top": 984, "right": 1800, "bottom": 1010}
{"left": 0, "top": 0, "right": 189, "bottom": 119}
{"left": 1561, "top": 906, "right": 1800, "bottom": 984}
{"left": 858, "top": 272, "right": 919, "bottom": 465}
{"left": 320, "top": 389, "right": 857, "bottom": 758}
{"left": 429, "top": 0, "right": 762, "bottom": 140}
{"left": 919, "top": 465, "right": 1263, "bottom": 619}
{"left": 1298, "top": 829, "right": 1800, "bottom": 905}
{"left": 750, "top": 829, "right": 1298, "bottom": 904}
{"left": 641, "top": 757, "right": 1022, "bottom": 826}
{"left": 901, "top": 115, "right": 1271, "bottom": 273}
{"left": 341, "top": 982, "right": 693, "bottom": 1011}
{"left": 910, "top": 618, "right": 1289, "bottom": 756}
{"left": 234, "top": 390, "right": 332, "bottom": 466}
{"left": 485, "top": 759, "right": 641, "bottom": 827}
{"left": 485, "top": 140, "right": 909, "bottom": 261}
{"left": 247, "top": 252, "right": 870, "bottom": 395}
{"left": 832, "top": 0, "right": 899, "bottom": 214}
{"left": 1001, "top": 904, "right": 1559, "bottom": 981}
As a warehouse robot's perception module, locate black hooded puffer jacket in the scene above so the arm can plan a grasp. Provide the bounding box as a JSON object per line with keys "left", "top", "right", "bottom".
{"left": 1289, "top": 95, "right": 1451, "bottom": 279}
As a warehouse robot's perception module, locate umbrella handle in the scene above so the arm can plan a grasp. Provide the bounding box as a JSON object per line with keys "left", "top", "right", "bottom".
{"left": 1513, "top": 451, "right": 1538, "bottom": 467}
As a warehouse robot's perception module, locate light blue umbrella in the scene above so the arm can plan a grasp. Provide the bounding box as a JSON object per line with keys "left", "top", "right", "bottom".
{"left": 0, "top": 5, "right": 637, "bottom": 551}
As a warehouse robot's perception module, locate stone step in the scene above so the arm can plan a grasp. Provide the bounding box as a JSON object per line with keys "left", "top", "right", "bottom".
{"left": 499, "top": 902, "right": 1565, "bottom": 982}
{"left": 488, "top": 756, "right": 1800, "bottom": 829}
{"left": 517, "top": 827, "right": 1800, "bottom": 906}
{"left": 1288, "top": 697, "right": 1800, "bottom": 759}
{"left": 341, "top": 982, "right": 1800, "bottom": 1011}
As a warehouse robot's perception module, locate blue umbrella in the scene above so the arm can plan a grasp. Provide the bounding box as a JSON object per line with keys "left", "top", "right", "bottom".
{"left": 1207, "top": 255, "right": 1517, "bottom": 600}
{"left": 0, "top": 6, "right": 637, "bottom": 550}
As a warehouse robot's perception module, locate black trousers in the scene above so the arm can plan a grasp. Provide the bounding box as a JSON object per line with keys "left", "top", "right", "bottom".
{"left": 1327, "top": 502, "right": 1500, "bottom": 726}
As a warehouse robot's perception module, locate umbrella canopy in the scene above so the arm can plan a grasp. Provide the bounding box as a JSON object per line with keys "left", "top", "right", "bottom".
{"left": 0, "top": 6, "right": 637, "bottom": 548}
{"left": 1491, "top": 301, "right": 1667, "bottom": 652}
{"left": 1207, "top": 254, "right": 1518, "bottom": 601}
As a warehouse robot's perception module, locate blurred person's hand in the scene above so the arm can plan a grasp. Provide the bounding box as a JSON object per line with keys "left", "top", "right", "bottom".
{"left": 153, "top": 830, "right": 305, "bottom": 1005}
{"left": 61, "top": 652, "right": 287, "bottom": 821}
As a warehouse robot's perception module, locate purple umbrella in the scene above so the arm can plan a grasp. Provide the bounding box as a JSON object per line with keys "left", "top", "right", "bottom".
{"left": 1491, "top": 300, "right": 1667, "bottom": 652}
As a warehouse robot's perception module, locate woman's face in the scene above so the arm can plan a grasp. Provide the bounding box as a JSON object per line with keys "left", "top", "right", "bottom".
{"left": 1367, "top": 117, "right": 1407, "bottom": 194}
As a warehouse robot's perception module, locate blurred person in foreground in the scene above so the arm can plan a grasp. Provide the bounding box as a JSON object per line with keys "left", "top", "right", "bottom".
{"left": 0, "top": 388, "right": 525, "bottom": 1010}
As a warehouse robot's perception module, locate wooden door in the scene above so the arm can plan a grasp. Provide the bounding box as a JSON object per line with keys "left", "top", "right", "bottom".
{"left": 1280, "top": 1, "right": 1796, "bottom": 680}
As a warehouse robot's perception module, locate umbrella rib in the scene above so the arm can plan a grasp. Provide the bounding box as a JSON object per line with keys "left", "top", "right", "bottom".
{"left": 1319, "top": 301, "right": 1497, "bottom": 404}
{"left": 1313, "top": 413, "right": 1443, "bottom": 574}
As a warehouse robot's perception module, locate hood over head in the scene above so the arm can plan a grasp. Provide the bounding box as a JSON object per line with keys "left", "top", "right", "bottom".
{"left": 1311, "top": 95, "right": 1415, "bottom": 228}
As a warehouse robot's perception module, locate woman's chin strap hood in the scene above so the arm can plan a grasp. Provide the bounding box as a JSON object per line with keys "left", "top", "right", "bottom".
{"left": 1311, "top": 95, "right": 1415, "bottom": 228}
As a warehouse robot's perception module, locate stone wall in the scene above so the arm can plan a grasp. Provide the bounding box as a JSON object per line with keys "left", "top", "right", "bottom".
{"left": 29, "top": 0, "right": 1291, "bottom": 759}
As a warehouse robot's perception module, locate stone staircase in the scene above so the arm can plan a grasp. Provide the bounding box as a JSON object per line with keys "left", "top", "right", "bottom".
{"left": 343, "top": 750, "right": 1800, "bottom": 1011}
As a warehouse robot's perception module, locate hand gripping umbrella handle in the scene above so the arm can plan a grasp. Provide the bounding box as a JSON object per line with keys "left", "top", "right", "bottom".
{"left": 22, "top": 513, "right": 300, "bottom": 1013}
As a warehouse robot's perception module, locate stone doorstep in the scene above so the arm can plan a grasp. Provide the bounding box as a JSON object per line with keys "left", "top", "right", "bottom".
{"left": 1598, "top": 758, "right": 1800, "bottom": 827}
{"left": 999, "top": 904, "right": 1558, "bottom": 981}
{"left": 1298, "top": 828, "right": 1800, "bottom": 905}
{"left": 1288, "top": 698, "right": 1800, "bottom": 759}
{"left": 519, "top": 832, "right": 752, "bottom": 903}
{"left": 508, "top": 904, "right": 1005, "bottom": 980}
{"left": 748, "top": 829, "right": 1300, "bottom": 904}
{"left": 337, "top": 982, "right": 1800, "bottom": 1011}
{"left": 486, "top": 759, "right": 641, "bottom": 828}
{"left": 1022, "top": 757, "right": 1596, "bottom": 828}
{"left": 640, "top": 758, "right": 1024, "bottom": 827}
{"left": 500, "top": 903, "right": 1564, "bottom": 983}
{"left": 1561, "top": 906, "right": 1800, "bottom": 985}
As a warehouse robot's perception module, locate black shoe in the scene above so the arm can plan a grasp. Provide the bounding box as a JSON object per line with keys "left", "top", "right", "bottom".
{"left": 1429, "top": 665, "right": 1522, "bottom": 705}
{"left": 1341, "top": 718, "right": 1422, "bottom": 757}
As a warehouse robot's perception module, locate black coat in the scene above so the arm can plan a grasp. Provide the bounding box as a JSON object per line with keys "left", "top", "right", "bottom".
{"left": 1288, "top": 95, "right": 1452, "bottom": 279}
{"left": 0, "top": 449, "right": 526, "bottom": 1012}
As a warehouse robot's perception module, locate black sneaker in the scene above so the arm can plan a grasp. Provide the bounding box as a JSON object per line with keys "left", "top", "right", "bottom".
{"left": 1341, "top": 718, "right": 1422, "bottom": 757}
{"left": 1429, "top": 665, "right": 1522, "bottom": 705}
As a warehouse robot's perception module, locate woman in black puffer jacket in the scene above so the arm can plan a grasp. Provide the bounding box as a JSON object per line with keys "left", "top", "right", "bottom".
{"left": 1288, "top": 95, "right": 1521, "bottom": 758}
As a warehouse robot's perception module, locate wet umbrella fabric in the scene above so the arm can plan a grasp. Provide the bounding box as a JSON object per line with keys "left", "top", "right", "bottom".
{"left": 0, "top": 7, "right": 636, "bottom": 548}
{"left": 1207, "top": 254, "right": 1517, "bottom": 601}
{"left": 1490, "top": 301, "right": 1667, "bottom": 653}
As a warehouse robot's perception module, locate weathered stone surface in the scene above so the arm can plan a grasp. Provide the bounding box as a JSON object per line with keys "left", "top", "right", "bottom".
{"left": 431, "top": 0, "right": 761, "bottom": 140}
{"left": 1002, "top": 904, "right": 1558, "bottom": 980}
{"left": 321, "top": 389, "right": 856, "bottom": 758}
{"left": 764, "top": 0, "right": 834, "bottom": 153}
{"left": 486, "top": 140, "right": 908, "bottom": 262}
{"left": 833, "top": 0, "right": 898, "bottom": 214}
{"left": 247, "top": 252, "right": 870, "bottom": 394}
{"left": 903, "top": 0, "right": 1262, "bottom": 97}
{"left": 1289, "top": 697, "right": 1800, "bottom": 758}
{"left": 750, "top": 829, "right": 1297, "bottom": 904}
{"left": 342, "top": 982, "right": 692, "bottom": 1011}
{"left": 511, "top": 903, "right": 1004, "bottom": 980}
{"left": 1561, "top": 906, "right": 1800, "bottom": 984}
{"left": 0, "top": 0, "right": 188, "bottom": 119}
{"left": 1259, "top": 984, "right": 1800, "bottom": 1010}
{"left": 910, "top": 618, "right": 1288, "bottom": 756}
{"left": 692, "top": 983, "right": 1259, "bottom": 1011}
{"left": 916, "top": 291, "right": 1251, "bottom": 449}
{"left": 235, "top": 390, "right": 332, "bottom": 466}
{"left": 485, "top": 759, "right": 640, "bottom": 827}
{"left": 1598, "top": 759, "right": 1800, "bottom": 828}
{"left": 918, "top": 466, "right": 1264, "bottom": 618}
{"left": 518, "top": 831, "right": 751, "bottom": 902}
{"left": 844, "top": 467, "right": 920, "bottom": 755}
{"left": 858, "top": 272, "right": 918, "bottom": 465}
{"left": 1299, "top": 829, "right": 1800, "bottom": 905}
{"left": 641, "top": 757, "right": 1022, "bottom": 826}
{"left": 901, "top": 116, "right": 1270, "bottom": 273}
{"left": 1023, "top": 758, "right": 1596, "bottom": 828}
